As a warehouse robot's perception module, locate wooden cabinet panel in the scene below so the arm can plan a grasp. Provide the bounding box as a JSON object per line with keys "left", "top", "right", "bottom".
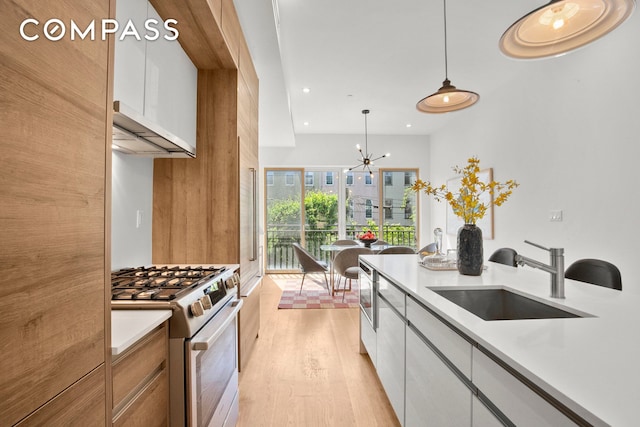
{"left": 0, "top": 0, "right": 110, "bottom": 424}
{"left": 113, "top": 369, "right": 169, "bottom": 427}
{"left": 221, "top": 0, "right": 242, "bottom": 64}
{"left": 154, "top": 70, "right": 239, "bottom": 265}
{"left": 150, "top": 0, "right": 233, "bottom": 70}
{"left": 239, "top": 278, "right": 261, "bottom": 371}
{"left": 238, "top": 36, "right": 259, "bottom": 103}
{"left": 16, "top": 367, "right": 106, "bottom": 427}
{"left": 112, "top": 323, "right": 168, "bottom": 410}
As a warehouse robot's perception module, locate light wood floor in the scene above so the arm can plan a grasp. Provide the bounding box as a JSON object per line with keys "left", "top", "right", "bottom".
{"left": 237, "top": 274, "right": 400, "bottom": 427}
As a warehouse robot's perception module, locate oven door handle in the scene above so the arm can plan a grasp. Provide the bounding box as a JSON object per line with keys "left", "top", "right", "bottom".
{"left": 191, "top": 299, "right": 244, "bottom": 351}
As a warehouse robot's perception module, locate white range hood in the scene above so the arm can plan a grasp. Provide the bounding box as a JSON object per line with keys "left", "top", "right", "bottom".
{"left": 112, "top": 101, "right": 196, "bottom": 158}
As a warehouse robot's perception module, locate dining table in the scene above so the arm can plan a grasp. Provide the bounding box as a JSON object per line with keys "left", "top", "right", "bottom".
{"left": 320, "top": 242, "right": 389, "bottom": 295}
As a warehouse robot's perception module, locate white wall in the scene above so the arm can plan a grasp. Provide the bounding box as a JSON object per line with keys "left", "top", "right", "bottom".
{"left": 427, "top": 13, "right": 640, "bottom": 294}
{"left": 111, "top": 152, "right": 153, "bottom": 269}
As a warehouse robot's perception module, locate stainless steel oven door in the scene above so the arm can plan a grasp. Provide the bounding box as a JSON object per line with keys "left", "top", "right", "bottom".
{"left": 358, "top": 261, "right": 377, "bottom": 329}
{"left": 186, "top": 299, "right": 243, "bottom": 427}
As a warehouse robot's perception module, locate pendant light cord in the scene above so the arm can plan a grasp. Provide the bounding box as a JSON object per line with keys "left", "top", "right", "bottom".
{"left": 443, "top": 0, "right": 448, "bottom": 79}
{"left": 362, "top": 109, "right": 369, "bottom": 154}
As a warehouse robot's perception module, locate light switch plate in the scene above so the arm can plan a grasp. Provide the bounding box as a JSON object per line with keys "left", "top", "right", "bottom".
{"left": 549, "top": 210, "right": 563, "bottom": 222}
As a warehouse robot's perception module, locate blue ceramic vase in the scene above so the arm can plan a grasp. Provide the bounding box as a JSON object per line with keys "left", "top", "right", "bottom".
{"left": 457, "top": 224, "right": 483, "bottom": 275}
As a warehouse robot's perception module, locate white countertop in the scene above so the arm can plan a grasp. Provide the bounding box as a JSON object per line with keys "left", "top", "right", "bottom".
{"left": 361, "top": 254, "right": 640, "bottom": 426}
{"left": 111, "top": 309, "right": 173, "bottom": 356}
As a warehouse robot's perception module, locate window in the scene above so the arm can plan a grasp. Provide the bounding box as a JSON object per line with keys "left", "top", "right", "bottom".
{"left": 285, "top": 173, "right": 294, "bottom": 186}
{"left": 265, "top": 167, "right": 418, "bottom": 272}
{"left": 384, "top": 198, "right": 393, "bottom": 219}
{"left": 404, "top": 172, "right": 413, "bottom": 186}
{"left": 325, "top": 172, "right": 334, "bottom": 185}
{"left": 305, "top": 172, "right": 314, "bottom": 186}
{"left": 404, "top": 200, "right": 412, "bottom": 219}
{"left": 346, "top": 172, "right": 354, "bottom": 185}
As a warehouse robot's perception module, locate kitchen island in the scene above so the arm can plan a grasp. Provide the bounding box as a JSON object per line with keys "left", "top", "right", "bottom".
{"left": 360, "top": 254, "right": 640, "bottom": 426}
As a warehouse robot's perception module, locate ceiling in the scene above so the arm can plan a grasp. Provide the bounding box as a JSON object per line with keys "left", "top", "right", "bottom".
{"left": 234, "top": 0, "right": 544, "bottom": 146}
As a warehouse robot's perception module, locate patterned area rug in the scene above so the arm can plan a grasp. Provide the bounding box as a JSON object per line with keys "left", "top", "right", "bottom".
{"left": 271, "top": 273, "right": 360, "bottom": 309}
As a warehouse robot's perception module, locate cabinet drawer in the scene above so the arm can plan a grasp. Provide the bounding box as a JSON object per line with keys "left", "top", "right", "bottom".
{"left": 378, "top": 276, "right": 405, "bottom": 316}
{"left": 472, "top": 348, "right": 578, "bottom": 427}
{"left": 360, "top": 310, "right": 376, "bottom": 366}
{"left": 113, "top": 368, "right": 169, "bottom": 427}
{"left": 407, "top": 296, "right": 472, "bottom": 379}
{"left": 112, "top": 322, "right": 168, "bottom": 410}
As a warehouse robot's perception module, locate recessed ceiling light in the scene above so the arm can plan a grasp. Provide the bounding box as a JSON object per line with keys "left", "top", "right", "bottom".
{"left": 302, "top": 87, "right": 310, "bottom": 93}
{"left": 406, "top": 123, "right": 412, "bottom": 128}
{"left": 303, "top": 121, "right": 309, "bottom": 126}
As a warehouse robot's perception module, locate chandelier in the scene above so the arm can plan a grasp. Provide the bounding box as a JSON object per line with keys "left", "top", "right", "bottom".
{"left": 345, "top": 109, "right": 390, "bottom": 177}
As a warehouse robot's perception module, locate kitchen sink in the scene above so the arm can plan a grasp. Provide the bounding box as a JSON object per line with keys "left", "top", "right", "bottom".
{"left": 430, "top": 288, "right": 585, "bottom": 321}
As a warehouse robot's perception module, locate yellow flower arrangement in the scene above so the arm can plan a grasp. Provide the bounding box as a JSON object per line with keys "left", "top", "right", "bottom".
{"left": 411, "top": 157, "right": 519, "bottom": 225}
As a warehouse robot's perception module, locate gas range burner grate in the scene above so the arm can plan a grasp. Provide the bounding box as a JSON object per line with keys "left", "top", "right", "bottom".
{"left": 111, "top": 265, "right": 226, "bottom": 301}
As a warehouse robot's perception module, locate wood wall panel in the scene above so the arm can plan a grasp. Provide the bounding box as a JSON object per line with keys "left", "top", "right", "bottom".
{"left": 0, "top": 0, "right": 109, "bottom": 424}
{"left": 16, "top": 367, "right": 106, "bottom": 427}
{"left": 150, "top": 0, "right": 233, "bottom": 70}
{"left": 153, "top": 70, "right": 239, "bottom": 264}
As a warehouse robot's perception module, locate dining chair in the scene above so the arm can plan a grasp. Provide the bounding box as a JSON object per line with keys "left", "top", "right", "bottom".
{"left": 333, "top": 247, "right": 373, "bottom": 300}
{"left": 375, "top": 240, "right": 390, "bottom": 246}
{"left": 332, "top": 239, "right": 359, "bottom": 246}
{"left": 377, "top": 246, "right": 416, "bottom": 254}
{"left": 565, "top": 258, "right": 622, "bottom": 290}
{"left": 292, "top": 242, "right": 330, "bottom": 294}
{"left": 488, "top": 248, "right": 518, "bottom": 267}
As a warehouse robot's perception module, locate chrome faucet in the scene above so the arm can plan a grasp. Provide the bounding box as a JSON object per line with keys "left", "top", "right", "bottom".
{"left": 514, "top": 240, "right": 565, "bottom": 299}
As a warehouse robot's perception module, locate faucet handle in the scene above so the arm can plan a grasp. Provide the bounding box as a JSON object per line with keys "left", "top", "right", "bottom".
{"left": 524, "top": 240, "right": 564, "bottom": 255}
{"left": 524, "top": 240, "right": 550, "bottom": 251}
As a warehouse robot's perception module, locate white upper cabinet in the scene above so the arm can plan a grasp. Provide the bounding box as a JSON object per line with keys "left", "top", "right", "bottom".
{"left": 144, "top": 4, "right": 197, "bottom": 148}
{"left": 113, "top": 0, "right": 146, "bottom": 112}
{"left": 113, "top": 0, "right": 197, "bottom": 153}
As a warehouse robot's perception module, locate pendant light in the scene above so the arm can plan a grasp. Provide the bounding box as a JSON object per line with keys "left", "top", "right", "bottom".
{"left": 416, "top": 0, "right": 479, "bottom": 114}
{"left": 346, "top": 110, "right": 390, "bottom": 177}
{"left": 500, "top": 0, "right": 636, "bottom": 59}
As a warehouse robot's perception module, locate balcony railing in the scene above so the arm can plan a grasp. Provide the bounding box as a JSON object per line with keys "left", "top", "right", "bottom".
{"left": 265, "top": 224, "right": 416, "bottom": 271}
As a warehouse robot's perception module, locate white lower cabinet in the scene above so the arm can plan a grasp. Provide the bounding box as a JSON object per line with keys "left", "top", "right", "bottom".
{"left": 406, "top": 326, "right": 472, "bottom": 426}
{"left": 472, "top": 396, "right": 503, "bottom": 427}
{"left": 472, "top": 348, "right": 577, "bottom": 427}
{"left": 360, "top": 264, "right": 583, "bottom": 427}
{"left": 376, "top": 290, "right": 405, "bottom": 426}
{"left": 360, "top": 310, "right": 377, "bottom": 366}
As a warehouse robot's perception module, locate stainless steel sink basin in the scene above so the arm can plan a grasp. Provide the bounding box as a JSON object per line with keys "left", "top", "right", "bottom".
{"left": 431, "top": 288, "right": 583, "bottom": 321}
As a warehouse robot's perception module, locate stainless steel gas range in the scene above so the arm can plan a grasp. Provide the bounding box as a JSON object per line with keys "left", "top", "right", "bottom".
{"left": 111, "top": 265, "right": 242, "bottom": 427}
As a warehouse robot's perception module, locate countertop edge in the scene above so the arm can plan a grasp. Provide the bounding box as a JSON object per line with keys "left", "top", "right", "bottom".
{"left": 111, "top": 309, "right": 173, "bottom": 356}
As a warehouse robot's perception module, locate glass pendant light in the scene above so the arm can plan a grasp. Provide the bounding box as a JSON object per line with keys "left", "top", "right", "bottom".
{"left": 500, "top": 0, "right": 636, "bottom": 59}
{"left": 416, "top": 0, "right": 479, "bottom": 114}
{"left": 345, "top": 110, "right": 390, "bottom": 177}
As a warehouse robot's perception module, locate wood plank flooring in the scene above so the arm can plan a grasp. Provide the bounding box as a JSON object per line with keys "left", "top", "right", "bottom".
{"left": 237, "top": 275, "right": 400, "bottom": 427}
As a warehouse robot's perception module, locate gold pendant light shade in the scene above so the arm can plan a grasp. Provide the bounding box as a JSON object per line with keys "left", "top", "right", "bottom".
{"left": 500, "top": 0, "right": 636, "bottom": 59}
{"left": 416, "top": 79, "right": 479, "bottom": 114}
